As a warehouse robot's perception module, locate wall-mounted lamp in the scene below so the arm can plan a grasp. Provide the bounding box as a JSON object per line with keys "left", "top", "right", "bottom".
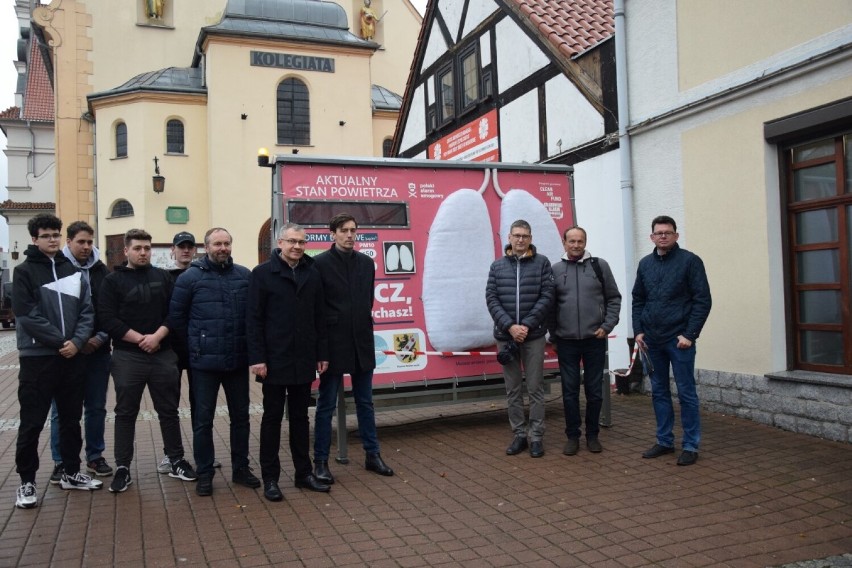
{"left": 258, "top": 147, "right": 270, "bottom": 167}
{"left": 11, "top": 241, "right": 18, "bottom": 260}
{"left": 241, "top": 113, "right": 248, "bottom": 120}
{"left": 291, "top": 148, "right": 299, "bottom": 154}
{"left": 339, "top": 120, "right": 346, "bottom": 126}
{"left": 152, "top": 156, "right": 165, "bottom": 194}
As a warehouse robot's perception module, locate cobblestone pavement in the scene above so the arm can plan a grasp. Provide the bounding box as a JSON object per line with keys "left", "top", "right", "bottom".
{"left": 0, "top": 332, "right": 849, "bottom": 567}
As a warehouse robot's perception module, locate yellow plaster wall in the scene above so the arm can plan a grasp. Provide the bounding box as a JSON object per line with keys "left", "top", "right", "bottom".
{"left": 676, "top": 0, "right": 852, "bottom": 91}
{"left": 94, "top": 99, "right": 209, "bottom": 248}
{"left": 204, "top": 40, "right": 375, "bottom": 265}
{"left": 680, "top": 78, "right": 852, "bottom": 375}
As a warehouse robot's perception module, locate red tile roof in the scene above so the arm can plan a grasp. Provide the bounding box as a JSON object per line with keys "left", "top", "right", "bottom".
{"left": 21, "top": 39, "right": 54, "bottom": 122}
{"left": 0, "top": 200, "right": 56, "bottom": 211}
{"left": 510, "top": 0, "right": 613, "bottom": 58}
{"left": 0, "top": 106, "right": 21, "bottom": 120}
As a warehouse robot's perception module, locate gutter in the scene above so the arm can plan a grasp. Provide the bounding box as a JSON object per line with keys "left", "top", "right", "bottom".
{"left": 614, "top": 0, "right": 635, "bottom": 336}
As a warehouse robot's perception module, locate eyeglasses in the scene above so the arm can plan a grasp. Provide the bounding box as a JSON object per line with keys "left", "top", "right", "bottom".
{"left": 510, "top": 234, "right": 531, "bottom": 240}
{"left": 283, "top": 239, "right": 307, "bottom": 246}
{"left": 652, "top": 231, "right": 675, "bottom": 238}
{"left": 37, "top": 233, "right": 62, "bottom": 241}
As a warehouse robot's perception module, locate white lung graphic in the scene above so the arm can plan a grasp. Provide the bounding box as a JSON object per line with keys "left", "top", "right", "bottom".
{"left": 399, "top": 244, "right": 414, "bottom": 271}
{"left": 385, "top": 244, "right": 400, "bottom": 272}
{"left": 43, "top": 272, "right": 82, "bottom": 298}
{"left": 423, "top": 188, "right": 495, "bottom": 351}
{"left": 499, "top": 190, "right": 563, "bottom": 265}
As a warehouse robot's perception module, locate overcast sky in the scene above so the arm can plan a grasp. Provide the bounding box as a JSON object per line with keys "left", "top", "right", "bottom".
{"left": 0, "top": 0, "right": 429, "bottom": 250}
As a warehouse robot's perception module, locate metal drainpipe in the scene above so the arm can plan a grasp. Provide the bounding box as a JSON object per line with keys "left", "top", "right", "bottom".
{"left": 614, "top": 0, "right": 635, "bottom": 337}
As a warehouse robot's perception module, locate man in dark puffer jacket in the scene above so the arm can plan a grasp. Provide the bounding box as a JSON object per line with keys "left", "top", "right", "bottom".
{"left": 169, "top": 227, "right": 259, "bottom": 496}
{"left": 486, "top": 219, "right": 554, "bottom": 459}
{"left": 633, "top": 215, "right": 711, "bottom": 467}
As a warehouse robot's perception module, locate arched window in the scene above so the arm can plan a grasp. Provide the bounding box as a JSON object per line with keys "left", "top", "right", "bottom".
{"left": 166, "top": 119, "right": 184, "bottom": 154}
{"left": 110, "top": 199, "right": 134, "bottom": 218}
{"left": 115, "top": 122, "right": 127, "bottom": 158}
{"left": 277, "top": 78, "right": 310, "bottom": 145}
{"left": 382, "top": 138, "right": 393, "bottom": 157}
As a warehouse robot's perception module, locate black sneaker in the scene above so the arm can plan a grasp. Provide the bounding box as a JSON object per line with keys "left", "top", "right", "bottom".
{"left": 49, "top": 463, "right": 64, "bottom": 485}
{"left": 196, "top": 475, "right": 213, "bottom": 497}
{"left": 86, "top": 457, "right": 114, "bottom": 477}
{"left": 169, "top": 459, "right": 198, "bottom": 482}
{"left": 109, "top": 467, "right": 132, "bottom": 493}
{"left": 232, "top": 466, "right": 261, "bottom": 488}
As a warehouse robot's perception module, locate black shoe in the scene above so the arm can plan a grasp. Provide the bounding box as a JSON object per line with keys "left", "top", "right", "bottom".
{"left": 677, "top": 450, "right": 699, "bottom": 466}
{"left": 563, "top": 438, "right": 579, "bottom": 456}
{"left": 232, "top": 466, "right": 261, "bottom": 489}
{"left": 505, "top": 436, "right": 528, "bottom": 456}
{"left": 529, "top": 441, "right": 544, "bottom": 458}
{"left": 642, "top": 444, "right": 675, "bottom": 459}
{"left": 50, "top": 463, "right": 64, "bottom": 485}
{"left": 196, "top": 475, "right": 213, "bottom": 497}
{"left": 314, "top": 460, "right": 334, "bottom": 485}
{"left": 365, "top": 453, "right": 394, "bottom": 476}
{"left": 294, "top": 474, "right": 330, "bottom": 493}
{"left": 587, "top": 438, "right": 603, "bottom": 453}
{"left": 109, "top": 466, "right": 132, "bottom": 493}
{"left": 263, "top": 480, "right": 283, "bottom": 501}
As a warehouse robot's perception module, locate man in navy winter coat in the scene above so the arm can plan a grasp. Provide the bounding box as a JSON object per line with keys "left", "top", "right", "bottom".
{"left": 169, "top": 228, "right": 260, "bottom": 496}
{"left": 632, "top": 215, "right": 711, "bottom": 466}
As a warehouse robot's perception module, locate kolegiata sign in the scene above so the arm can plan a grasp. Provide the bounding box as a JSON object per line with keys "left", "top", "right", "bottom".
{"left": 250, "top": 51, "right": 335, "bottom": 73}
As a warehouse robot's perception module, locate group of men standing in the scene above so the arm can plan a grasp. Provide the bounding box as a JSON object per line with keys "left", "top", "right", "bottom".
{"left": 487, "top": 215, "right": 711, "bottom": 467}
{"left": 13, "top": 212, "right": 392, "bottom": 509}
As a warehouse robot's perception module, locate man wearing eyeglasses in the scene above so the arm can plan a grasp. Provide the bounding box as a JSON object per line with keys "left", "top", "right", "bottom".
{"left": 632, "top": 215, "right": 711, "bottom": 466}
{"left": 12, "top": 214, "right": 99, "bottom": 508}
{"left": 248, "top": 224, "right": 330, "bottom": 501}
{"left": 170, "top": 228, "right": 260, "bottom": 496}
{"left": 486, "top": 219, "right": 555, "bottom": 458}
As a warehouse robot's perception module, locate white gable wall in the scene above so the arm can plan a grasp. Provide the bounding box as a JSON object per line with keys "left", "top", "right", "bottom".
{"left": 499, "top": 90, "right": 539, "bottom": 163}
{"left": 400, "top": 84, "right": 427, "bottom": 152}
{"left": 545, "top": 74, "right": 604, "bottom": 154}
{"left": 495, "top": 18, "right": 550, "bottom": 91}
{"left": 463, "top": 0, "right": 499, "bottom": 37}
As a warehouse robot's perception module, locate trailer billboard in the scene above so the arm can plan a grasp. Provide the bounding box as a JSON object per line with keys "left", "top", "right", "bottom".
{"left": 271, "top": 157, "right": 574, "bottom": 386}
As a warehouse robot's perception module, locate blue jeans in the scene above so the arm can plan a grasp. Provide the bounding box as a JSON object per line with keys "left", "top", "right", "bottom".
{"left": 50, "top": 349, "right": 111, "bottom": 463}
{"left": 556, "top": 337, "right": 605, "bottom": 440}
{"left": 646, "top": 338, "right": 701, "bottom": 452}
{"left": 192, "top": 368, "right": 251, "bottom": 476}
{"left": 314, "top": 370, "right": 379, "bottom": 461}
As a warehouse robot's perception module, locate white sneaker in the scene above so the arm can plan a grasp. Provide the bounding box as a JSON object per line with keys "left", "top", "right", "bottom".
{"left": 15, "top": 482, "right": 37, "bottom": 509}
{"left": 157, "top": 455, "right": 171, "bottom": 474}
{"left": 60, "top": 471, "right": 103, "bottom": 491}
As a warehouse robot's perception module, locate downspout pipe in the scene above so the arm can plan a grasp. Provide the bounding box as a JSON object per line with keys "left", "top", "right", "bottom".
{"left": 614, "top": 0, "right": 635, "bottom": 337}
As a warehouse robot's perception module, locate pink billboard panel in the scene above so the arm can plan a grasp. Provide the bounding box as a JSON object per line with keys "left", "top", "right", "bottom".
{"left": 428, "top": 109, "right": 499, "bottom": 162}
{"left": 278, "top": 160, "right": 573, "bottom": 386}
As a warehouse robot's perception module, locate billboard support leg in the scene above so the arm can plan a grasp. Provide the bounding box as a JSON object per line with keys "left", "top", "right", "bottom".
{"left": 601, "top": 345, "right": 612, "bottom": 428}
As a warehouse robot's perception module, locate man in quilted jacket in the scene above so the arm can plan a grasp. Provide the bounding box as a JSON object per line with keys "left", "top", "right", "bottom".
{"left": 632, "top": 215, "right": 711, "bottom": 467}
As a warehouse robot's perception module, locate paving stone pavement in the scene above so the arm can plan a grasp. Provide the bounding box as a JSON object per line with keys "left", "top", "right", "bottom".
{"left": 0, "top": 332, "right": 849, "bottom": 567}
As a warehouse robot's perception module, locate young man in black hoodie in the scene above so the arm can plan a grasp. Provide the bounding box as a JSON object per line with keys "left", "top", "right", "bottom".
{"left": 13, "top": 214, "right": 100, "bottom": 509}
{"left": 99, "top": 229, "right": 196, "bottom": 493}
